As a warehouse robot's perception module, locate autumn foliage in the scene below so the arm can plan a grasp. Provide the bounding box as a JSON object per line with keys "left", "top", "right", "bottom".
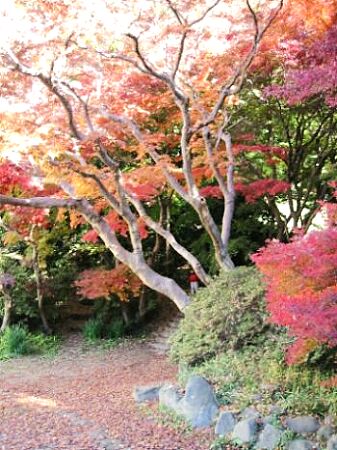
{"left": 252, "top": 215, "right": 337, "bottom": 364}
{"left": 75, "top": 264, "right": 142, "bottom": 302}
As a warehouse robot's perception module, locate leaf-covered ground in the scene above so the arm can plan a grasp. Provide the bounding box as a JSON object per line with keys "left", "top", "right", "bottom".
{"left": 0, "top": 335, "right": 213, "bottom": 449}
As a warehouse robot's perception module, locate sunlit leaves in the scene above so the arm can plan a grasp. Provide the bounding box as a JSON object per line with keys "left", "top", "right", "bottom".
{"left": 75, "top": 264, "right": 142, "bottom": 302}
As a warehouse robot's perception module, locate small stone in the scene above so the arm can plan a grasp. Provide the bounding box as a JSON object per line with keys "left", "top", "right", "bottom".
{"left": 158, "top": 384, "right": 182, "bottom": 411}
{"left": 241, "top": 406, "right": 260, "bottom": 419}
{"left": 251, "top": 393, "right": 264, "bottom": 402}
{"left": 317, "top": 425, "right": 334, "bottom": 441}
{"left": 260, "top": 384, "right": 280, "bottom": 394}
{"left": 268, "top": 405, "right": 285, "bottom": 416}
{"left": 215, "top": 411, "right": 236, "bottom": 436}
{"left": 288, "top": 439, "right": 314, "bottom": 450}
{"left": 134, "top": 384, "right": 161, "bottom": 403}
{"left": 286, "top": 416, "right": 320, "bottom": 434}
{"left": 232, "top": 418, "right": 258, "bottom": 443}
{"left": 256, "top": 424, "right": 282, "bottom": 449}
{"left": 325, "top": 416, "right": 335, "bottom": 426}
{"left": 327, "top": 434, "right": 337, "bottom": 450}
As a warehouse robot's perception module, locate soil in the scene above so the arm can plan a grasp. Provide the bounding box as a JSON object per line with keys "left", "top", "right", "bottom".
{"left": 0, "top": 334, "right": 213, "bottom": 450}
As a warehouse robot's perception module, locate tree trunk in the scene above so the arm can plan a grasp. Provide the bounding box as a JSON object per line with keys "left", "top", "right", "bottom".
{"left": 138, "top": 286, "right": 147, "bottom": 320}
{"left": 31, "top": 235, "right": 52, "bottom": 334}
{"left": 121, "top": 302, "right": 130, "bottom": 326}
{"left": 78, "top": 200, "right": 191, "bottom": 312}
{"left": 0, "top": 290, "right": 13, "bottom": 333}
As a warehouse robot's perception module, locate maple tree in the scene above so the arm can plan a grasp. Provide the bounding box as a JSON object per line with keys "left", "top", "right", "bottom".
{"left": 0, "top": 204, "right": 53, "bottom": 333}
{"left": 252, "top": 196, "right": 337, "bottom": 364}
{"left": 0, "top": 0, "right": 333, "bottom": 311}
{"left": 227, "top": 95, "right": 337, "bottom": 240}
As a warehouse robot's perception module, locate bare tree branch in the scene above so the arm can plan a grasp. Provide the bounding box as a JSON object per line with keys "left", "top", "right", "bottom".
{"left": 172, "top": 31, "right": 188, "bottom": 79}
{"left": 189, "top": 0, "right": 221, "bottom": 27}
{"left": 165, "top": 0, "right": 185, "bottom": 24}
{"left": 0, "top": 195, "right": 79, "bottom": 209}
{"left": 4, "top": 49, "right": 85, "bottom": 140}
{"left": 193, "top": 0, "right": 284, "bottom": 131}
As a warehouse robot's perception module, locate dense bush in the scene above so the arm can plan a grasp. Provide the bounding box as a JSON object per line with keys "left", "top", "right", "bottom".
{"left": 170, "top": 266, "right": 269, "bottom": 365}
{"left": 83, "top": 316, "right": 126, "bottom": 342}
{"left": 0, "top": 325, "right": 59, "bottom": 359}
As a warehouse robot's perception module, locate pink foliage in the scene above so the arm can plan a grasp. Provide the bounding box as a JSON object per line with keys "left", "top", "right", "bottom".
{"left": 252, "top": 226, "right": 337, "bottom": 364}
{"left": 199, "top": 185, "right": 223, "bottom": 199}
{"left": 82, "top": 229, "right": 99, "bottom": 243}
{"left": 266, "top": 25, "right": 337, "bottom": 105}
{"left": 0, "top": 162, "right": 31, "bottom": 194}
{"left": 236, "top": 179, "right": 290, "bottom": 203}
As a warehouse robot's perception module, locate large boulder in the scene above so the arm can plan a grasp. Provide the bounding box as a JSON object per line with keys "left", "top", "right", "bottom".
{"left": 178, "top": 375, "right": 219, "bottom": 428}
{"left": 286, "top": 417, "right": 320, "bottom": 434}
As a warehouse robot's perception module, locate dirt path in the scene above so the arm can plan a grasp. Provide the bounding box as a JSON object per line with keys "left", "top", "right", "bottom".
{"left": 0, "top": 335, "right": 213, "bottom": 450}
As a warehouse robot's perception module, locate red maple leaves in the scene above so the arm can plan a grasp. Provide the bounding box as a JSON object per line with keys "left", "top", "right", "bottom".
{"left": 75, "top": 265, "right": 142, "bottom": 302}
{"left": 252, "top": 225, "right": 337, "bottom": 364}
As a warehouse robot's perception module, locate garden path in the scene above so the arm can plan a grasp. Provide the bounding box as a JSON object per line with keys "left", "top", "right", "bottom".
{"left": 0, "top": 334, "right": 212, "bottom": 450}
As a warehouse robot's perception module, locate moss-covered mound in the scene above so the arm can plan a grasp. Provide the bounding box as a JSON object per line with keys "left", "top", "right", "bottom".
{"left": 170, "top": 266, "right": 269, "bottom": 365}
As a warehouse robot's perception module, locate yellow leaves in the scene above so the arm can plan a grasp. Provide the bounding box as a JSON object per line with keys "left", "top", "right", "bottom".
{"left": 55, "top": 208, "right": 67, "bottom": 222}
{"left": 2, "top": 230, "right": 21, "bottom": 246}
{"left": 69, "top": 210, "right": 84, "bottom": 229}
{"left": 224, "top": 94, "right": 240, "bottom": 107}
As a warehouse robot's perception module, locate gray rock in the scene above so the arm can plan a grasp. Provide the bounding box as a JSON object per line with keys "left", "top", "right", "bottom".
{"left": 317, "top": 425, "right": 334, "bottom": 441}
{"left": 241, "top": 406, "right": 260, "bottom": 420}
{"left": 178, "top": 375, "right": 219, "bottom": 428}
{"left": 268, "top": 405, "right": 285, "bottom": 416}
{"left": 256, "top": 424, "right": 282, "bottom": 449}
{"left": 286, "top": 416, "right": 320, "bottom": 434}
{"left": 232, "top": 418, "right": 258, "bottom": 443}
{"left": 215, "top": 411, "right": 237, "bottom": 436}
{"left": 134, "top": 384, "right": 161, "bottom": 403}
{"left": 327, "top": 435, "right": 337, "bottom": 450}
{"left": 251, "top": 393, "right": 264, "bottom": 402}
{"left": 158, "top": 384, "right": 182, "bottom": 411}
{"left": 288, "top": 439, "right": 314, "bottom": 450}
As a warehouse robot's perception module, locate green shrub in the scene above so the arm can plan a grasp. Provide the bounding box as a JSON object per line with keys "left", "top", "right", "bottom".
{"left": 170, "top": 266, "right": 268, "bottom": 365}
{"left": 0, "top": 325, "right": 59, "bottom": 359}
{"left": 0, "top": 325, "right": 31, "bottom": 357}
{"left": 83, "top": 316, "right": 126, "bottom": 342}
{"left": 83, "top": 318, "right": 104, "bottom": 341}
{"left": 105, "top": 319, "right": 125, "bottom": 340}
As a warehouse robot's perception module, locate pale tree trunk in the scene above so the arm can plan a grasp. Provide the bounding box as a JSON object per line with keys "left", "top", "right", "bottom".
{"left": 121, "top": 302, "right": 130, "bottom": 326}
{"left": 77, "top": 200, "right": 191, "bottom": 312}
{"left": 138, "top": 287, "right": 147, "bottom": 320}
{"left": 30, "top": 232, "right": 52, "bottom": 335}
{"left": 0, "top": 290, "right": 13, "bottom": 333}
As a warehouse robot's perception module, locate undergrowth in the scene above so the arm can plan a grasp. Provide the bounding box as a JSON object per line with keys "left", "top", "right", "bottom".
{"left": 0, "top": 325, "right": 60, "bottom": 360}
